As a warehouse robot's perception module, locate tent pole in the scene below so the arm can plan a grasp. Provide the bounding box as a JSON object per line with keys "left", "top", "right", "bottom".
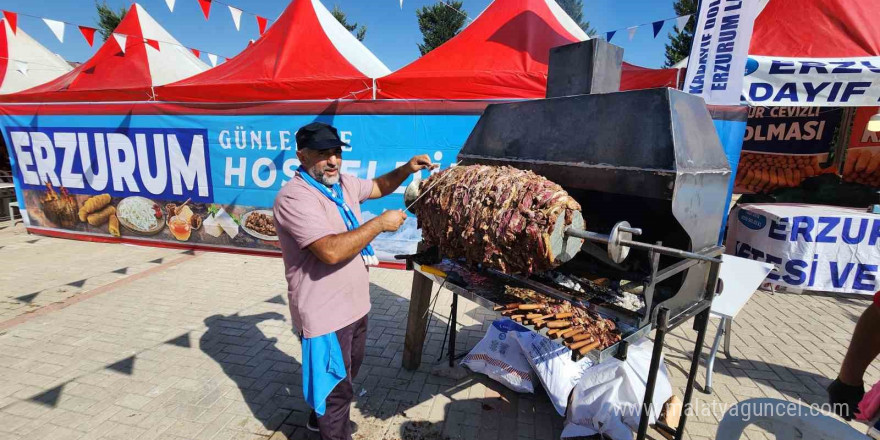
{"left": 372, "top": 78, "right": 377, "bottom": 100}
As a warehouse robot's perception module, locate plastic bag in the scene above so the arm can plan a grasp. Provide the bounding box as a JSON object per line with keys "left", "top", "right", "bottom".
{"left": 514, "top": 330, "right": 594, "bottom": 416}
{"left": 461, "top": 318, "right": 534, "bottom": 393}
{"left": 562, "top": 338, "right": 672, "bottom": 440}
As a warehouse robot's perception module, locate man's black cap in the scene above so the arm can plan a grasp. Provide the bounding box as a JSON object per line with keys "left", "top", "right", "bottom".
{"left": 295, "top": 122, "right": 349, "bottom": 151}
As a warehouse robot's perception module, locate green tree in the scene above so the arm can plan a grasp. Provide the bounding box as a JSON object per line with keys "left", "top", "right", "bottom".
{"left": 331, "top": 5, "right": 367, "bottom": 42}
{"left": 555, "top": 0, "right": 596, "bottom": 36}
{"left": 416, "top": 1, "right": 466, "bottom": 56}
{"left": 95, "top": 1, "right": 127, "bottom": 42}
{"left": 663, "top": 0, "right": 698, "bottom": 67}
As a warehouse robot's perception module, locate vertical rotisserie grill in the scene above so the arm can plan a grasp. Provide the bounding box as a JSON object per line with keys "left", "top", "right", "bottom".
{"left": 401, "top": 40, "right": 732, "bottom": 440}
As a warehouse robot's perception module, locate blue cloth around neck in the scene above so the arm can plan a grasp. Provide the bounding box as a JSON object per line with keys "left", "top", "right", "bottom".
{"left": 301, "top": 333, "right": 347, "bottom": 416}
{"left": 297, "top": 167, "right": 375, "bottom": 261}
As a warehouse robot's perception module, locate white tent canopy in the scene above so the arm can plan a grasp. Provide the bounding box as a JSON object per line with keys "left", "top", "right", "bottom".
{"left": 0, "top": 19, "right": 72, "bottom": 94}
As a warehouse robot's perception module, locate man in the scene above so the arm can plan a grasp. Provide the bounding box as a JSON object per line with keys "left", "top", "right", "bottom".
{"left": 828, "top": 291, "right": 880, "bottom": 421}
{"left": 273, "top": 122, "right": 435, "bottom": 440}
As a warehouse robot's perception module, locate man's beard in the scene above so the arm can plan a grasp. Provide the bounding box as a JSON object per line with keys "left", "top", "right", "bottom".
{"left": 310, "top": 164, "right": 339, "bottom": 186}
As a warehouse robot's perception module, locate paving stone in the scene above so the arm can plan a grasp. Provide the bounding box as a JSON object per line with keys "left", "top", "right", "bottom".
{"left": 0, "top": 227, "right": 875, "bottom": 439}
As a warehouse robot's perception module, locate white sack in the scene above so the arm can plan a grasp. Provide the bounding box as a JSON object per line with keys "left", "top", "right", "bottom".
{"left": 514, "top": 330, "right": 594, "bottom": 416}
{"left": 562, "top": 338, "right": 672, "bottom": 440}
{"left": 461, "top": 318, "right": 534, "bottom": 393}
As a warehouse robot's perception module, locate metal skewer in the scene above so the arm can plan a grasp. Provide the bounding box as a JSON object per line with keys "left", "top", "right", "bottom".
{"left": 403, "top": 161, "right": 461, "bottom": 212}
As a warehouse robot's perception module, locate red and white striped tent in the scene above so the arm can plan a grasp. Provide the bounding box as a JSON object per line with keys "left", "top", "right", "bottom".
{"left": 376, "top": 0, "right": 679, "bottom": 99}
{"left": 3, "top": 4, "right": 208, "bottom": 102}
{"left": 0, "top": 19, "right": 72, "bottom": 94}
{"left": 157, "top": 0, "right": 390, "bottom": 102}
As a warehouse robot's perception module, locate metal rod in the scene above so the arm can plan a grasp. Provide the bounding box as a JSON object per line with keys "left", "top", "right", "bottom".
{"left": 448, "top": 292, "right": 459, "bottom": 368}
{"left": 637, "top": 308, "right": 669, "bottom": 440}
{"left": 675, "top": 308, "right": 712, "bottom": 440}
{"left": 564, "top": 228, "right": 722, "bottom": 263}
{"left": 404, "top": 162, "right": 460, "bottom": 211}
{"left": 653, "top": 257, "right": 702, "bottom": 284}
{"left": 704, "top": 319, "right": 724, "bottom": 394}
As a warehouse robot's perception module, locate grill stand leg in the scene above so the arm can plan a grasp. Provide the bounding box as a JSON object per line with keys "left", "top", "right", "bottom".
{"left": 636, "top": 308, "right": 668, "bottom": 440}
{"left": 448, "top": 292, "right": 458, "bottom": 367}
{"left": 704, "top": 317, "right": 724, "bottom": 394}
{"left": 403, "top": 271, "right": 434, "bottom": 371}
{"left": 674, "top": 308, "right": 711, "bottom": 440}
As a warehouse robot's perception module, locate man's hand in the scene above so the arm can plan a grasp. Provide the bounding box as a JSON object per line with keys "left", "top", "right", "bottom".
{"left": 405, "top": 155, "right": 439, "bottom": 174}
{"left": 371, "top": 154, "right": 439, "bottom": 199}
{"left": 377, "top": 210, "right": 407, "bottom": 232}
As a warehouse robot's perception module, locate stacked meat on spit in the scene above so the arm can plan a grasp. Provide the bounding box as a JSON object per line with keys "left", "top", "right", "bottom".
{"left": 494, "top": 286, "right": 621, "bottom": 357}
{"left": 411, "top": 165, "right": 582, "bottom": 275}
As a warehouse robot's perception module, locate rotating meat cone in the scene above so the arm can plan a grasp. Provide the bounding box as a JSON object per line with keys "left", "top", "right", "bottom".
{"left": 405, "top": 165, "right": 585, "bottom": 274}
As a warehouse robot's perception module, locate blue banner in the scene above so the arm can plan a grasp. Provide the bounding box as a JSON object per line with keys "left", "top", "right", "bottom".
{"left": 2, "top": 112, "right": 479, "bottom": 260}
{"left": 2, "top": 104, "right": 744, "bottom": 261}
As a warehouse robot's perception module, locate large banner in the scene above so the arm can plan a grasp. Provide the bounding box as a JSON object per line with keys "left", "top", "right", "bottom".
{"left": 727, "top": 204, "right": 880, "bottom": 295}
{"left": 743, "top": 56, "right": 880, "bottom": 107}
{"left": 734, "top": 106, "right": 842, "bottom": 193}
{"left": 684, "top": 0, "right": 760, "bottom": 105}
{"left": 0, "top": 102, "right": 483, "bottom": 264}
{"left": 2, "top": 101, "right": 748, "bottom": 265}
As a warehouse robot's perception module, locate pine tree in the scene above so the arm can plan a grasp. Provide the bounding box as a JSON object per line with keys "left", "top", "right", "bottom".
{"left": 663, "top": 0, "right": 697, "bottom": 67}
{"left": 331, "top": 5, "right": 367, "bottom": 42}
{"left": 95, "top": 1, "right": 127, "bottom": 42}
{"left": 416, "top": 1, "right": 466, "bottom": 56}
{"left": 555, "top": 0, "right": 596, "bottom": 36}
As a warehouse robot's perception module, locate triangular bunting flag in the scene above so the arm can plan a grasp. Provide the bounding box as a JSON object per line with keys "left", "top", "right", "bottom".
{"left": 43, "top": 18, "right": 65, "bottom": 43}
{"left": 228, "top": 6, "right": 242, "bottom": 30}
{"left": 675, "top": 15, "right": 691, "bottom": 32}
{"left": 79, "top": 26, "right": 96, "bottom": 47}
{"left": 15, "top": 61, "right": 27, "bottom": 76}
{"left": 112, "top": 33, "right": 127, "bottom": 54}
{"left": 165, "top": 0, "right": 176, "bottom": 12}
{"left": 197, "top": 0, "right": 212, "bottom": 20}
{"left": 627, "top": 26, "right": 638, "bottom": 41}
{"left": 3, "top": 11, "right": 17, "bottom": 34}
{"left": 652, "top": 20, "right": 664, "bottom": 38}
{"left": 207, "top": 53, "right": 218, "bottom": 67}
{"left": 606, "top": 30, "right": 616, "bottom": 42}
{"left": 145, "top": 39, "right": 161, "bottom": 51}
{"left": 191, "top": 48, "right": 200, "bottom": 58}
{"left": 256, "top": 16, "right": 267, "bottom": 35}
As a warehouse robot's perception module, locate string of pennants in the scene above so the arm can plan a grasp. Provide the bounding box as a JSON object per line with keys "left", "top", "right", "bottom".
{"left": 3, "top": 0, "right": 693, "bottom": 76}
{"left": 433, "top": 0, "right": 692, "bottom": 44}
{"left": 604, "top": 14, "right": 693, "bottom": 42}
{"left": 162, "top": 0, "right": 270, "bottom": 34}
{"left": 0, "top": 0, "right": 274, "bottom": 74}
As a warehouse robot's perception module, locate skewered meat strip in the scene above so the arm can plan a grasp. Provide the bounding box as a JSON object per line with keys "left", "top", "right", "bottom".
{"left": 412, "top": 165, "right": 582, "bottom": 275}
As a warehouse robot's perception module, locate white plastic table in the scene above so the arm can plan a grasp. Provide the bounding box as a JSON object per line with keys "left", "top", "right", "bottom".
{"left": 705, "top": 255, "right": 774, "bottom": 394}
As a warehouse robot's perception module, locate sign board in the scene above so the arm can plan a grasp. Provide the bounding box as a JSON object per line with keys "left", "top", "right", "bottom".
{"left": 743, "top": 56, "right": 880, "bottom": 107}
{"left": 1, "top": 101, "right": 749, "bottom": 264}
{"left": 734, "top": 106, "right": 842, "bottom": 193}
{"left": 684, "top": 0, "right": 760, "bottom": 105}
{"left": 726, "top": 203, "right": 880, "bottom": 295}
{"left": 843, "top": 106, "right": 880, "bottom": 187}
{"left": 0, "top": 102, "right": 482, "bottom": 262}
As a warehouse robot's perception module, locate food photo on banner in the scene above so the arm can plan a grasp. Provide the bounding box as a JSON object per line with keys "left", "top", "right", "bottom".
{"left": 734, "top": 106, "right": 842, "bottom": 194}
{"left": 844, "top": 106, "right": 880, "bottom": 187}
{"left": 0, "top": 110, "right": 479, "bottom": 261}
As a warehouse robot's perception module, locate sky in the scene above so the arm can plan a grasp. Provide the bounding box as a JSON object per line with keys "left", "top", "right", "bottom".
{"left": 3, "top": 0, "right": 680, "bottom": 71}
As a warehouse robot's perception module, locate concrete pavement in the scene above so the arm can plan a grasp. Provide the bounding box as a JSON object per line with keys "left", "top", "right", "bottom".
{"left": 0, "top": 222, "right": 876, "bottom": 439}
